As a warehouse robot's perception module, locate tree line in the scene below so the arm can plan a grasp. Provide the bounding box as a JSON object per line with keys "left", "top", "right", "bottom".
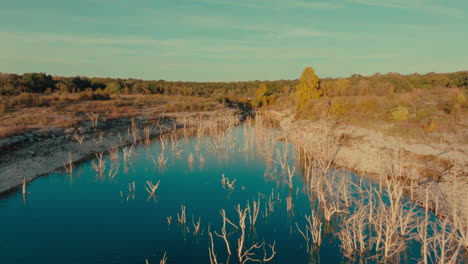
{"left": 0, "top": 71, "right": 466, "bottom": 98}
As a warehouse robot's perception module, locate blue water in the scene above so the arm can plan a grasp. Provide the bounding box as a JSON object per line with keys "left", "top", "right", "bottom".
{"left": 0, "top": 126, "right": 457, "bottom": 263}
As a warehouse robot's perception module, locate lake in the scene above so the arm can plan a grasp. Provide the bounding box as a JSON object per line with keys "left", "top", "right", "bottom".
{"left": 0, "top": 122, "right": 460, "bottom": 264}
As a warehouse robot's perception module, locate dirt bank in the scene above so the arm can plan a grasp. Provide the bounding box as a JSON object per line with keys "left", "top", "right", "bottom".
{"left": 0, "top": 108, "right": 244, "bottom": 195}
{"left": 267, "top": 110, "right": 468, "bottom": 220}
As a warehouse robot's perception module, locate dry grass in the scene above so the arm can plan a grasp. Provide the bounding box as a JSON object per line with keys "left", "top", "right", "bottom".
{"left": 289, "top": 88, "right": 467, "bottom": 143}
{"left": 0, "top": 94, "right": 226, "bottom": 135}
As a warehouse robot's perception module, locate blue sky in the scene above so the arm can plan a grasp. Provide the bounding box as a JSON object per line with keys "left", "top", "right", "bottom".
{"left": 0, "top": 0, "right": 467, "bottom": 81}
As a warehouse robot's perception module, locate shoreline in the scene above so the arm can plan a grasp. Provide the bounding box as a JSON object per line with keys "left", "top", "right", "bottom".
{"left": 1, "top": 108, "right": 466, "bottom": 221}
{"left": 0, "top": 108, "right": 244, "bottom": 196}
{"left": 266, "top": 110, "right": 468, "bottom": 221}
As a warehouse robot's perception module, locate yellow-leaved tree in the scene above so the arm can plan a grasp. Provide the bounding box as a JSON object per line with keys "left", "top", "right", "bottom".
{"left": 295, "top": 67, "right": 322, "bottom": 109}
{"left": 251, "top": 83, "right": 268, "bottom": 107}
{"left": 256, "top": 83, "right": 268, "bottom": 98}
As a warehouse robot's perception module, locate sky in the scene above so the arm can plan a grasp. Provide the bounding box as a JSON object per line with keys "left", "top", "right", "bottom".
{"left": 0, "top": 0, "right": 467, "bottom": 81}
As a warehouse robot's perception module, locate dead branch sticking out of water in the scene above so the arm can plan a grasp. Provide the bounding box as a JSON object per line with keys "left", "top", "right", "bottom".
{"left": 144, "top": 126, "right": 152, "bottom": 145}
{"left": 214, "top": 209, "right": 237, "bottom": 256}
{"left": 108, "top": 163, "right": 119, "bottom": 181}
{"left": 296, "top": 210, "right": 323, "bottom": 253}
{"left": 429, "top": 218, "right": 461, "bottom": 264}
{"left": 122, "top": 145, "right": 134, "bottom": 162}
{"left": 159, "top": 134, "right": 168, "bottom": 152}
{"left": 192, "top": 216, "right": 201, "bottom": 236}
{"left": 221, "top": 174, "right": 236, "bottom": 191}
{"left": 64, "top": 152, "right": 74, "bottom": 174}
{"left": 158, "top": 153, "right": 168, "bottom": 168}
{"left": 445, "top": 172, "right": 468, "bottom": 251}
{"left": 236, "top": 204, "right": 259, "bottom": 264}
{"left": 417, "top": 188, "right": 432, "bottom": 264}
{"left": 274, "top": 146, "right": 289, "bottom": 174}
{"left": 285, "top": 165, "right": 295, "bottom": 191}
{"left": 170, "top": 134, "right": 183, "bottom": 157}
{"left": 73, "top": 131, "right": 85, "bottom": 145}
{"left": 145, "top": 180, "right": 160, "bottom": 199}
{"left": 126, "top": 181, "right": 136, "bottom": 201}
{"left": 95, "top": 130, "right": 104, "bottom": 143}
{"left": 259, "top": 189, "right": 281, "bottom": 218}
{"left": 187, "top": 153, "right": 194, "bottom": 169}
{"left": 262, "top": 241, "right": 277, "bottom": 262}
{"left": 234, "top": 203, "right": 276, "bottom": 263}
{"left": 130, "top": 118, "right": 139, "bottom": 144}
{"left": 86, "top": 112, "right": 99, "bottom": 127}
{"left": 92, "top": 152, "right": 106, "bottom": 175}
{"left": 199, "top": 154, "right": 205, "bottom": 168}
{"left": 322, "top": 200, "right": 346, "bottom": 222}
{"left": 109, "top": 145, "right": 119, "bottom": 161}
{"left": 309, "top": 211, "right": 322, "bottom": 246}
{"left": 338, "top": 204, "right": 370, "bottom": 260}
{"left": 371, "top": 172, "right": 414, "bottom": 260}
{"left": 208, "top": 232, "right": 219, "bottom": 264}
{"left": 159, "top": 252, "right": 167, "bottom": 264}
{"left": 22, "top": 176, "right": 27, "bottom": 205}
{"left": 177, "top": 205, "right": 186, "bottom": 225}
{"left": 247, "top": 198, "right": 260, "bottom": 228}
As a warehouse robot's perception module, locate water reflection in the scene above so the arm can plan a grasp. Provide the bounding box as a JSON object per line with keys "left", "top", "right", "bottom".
{"left": 0, "top": 115, "right": 465, "bottom": 264}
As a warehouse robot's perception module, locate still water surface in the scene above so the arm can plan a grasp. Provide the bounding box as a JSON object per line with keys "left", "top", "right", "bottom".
{"left": 0, "top": 126, "right": 431, "bottom": 263}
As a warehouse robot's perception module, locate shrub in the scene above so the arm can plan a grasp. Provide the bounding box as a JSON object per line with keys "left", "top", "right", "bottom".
{"left": 0, "top": 102, "right": 7, "bottom": 113}
{"left": 77, "top": 89, "right": 110, "bottom": 101}
{"left": 456, "top": 93, "right": 466, "bottom": 104}
{"left": 52, "top": 103, "right": 67, "bottom": 111}
{"left": 330, "top": 98, "right": 345, "bottom": 116}
{"left": 0, "top": 97, "right": 9, "bottom": 113}
{"left": 105, "top": 82, "right": 122, "bottom": 94}
{"left": 425, "top": 120, "right": 437, "bottom": 132}
{"left": 112, "top": 99, "right": 132, "bottom": 107}
{"left": 415, "top": 108, "right": 427, "bottom": 120}
{"left": 389, "top": 105, "right": 409, "bottom": 121}
{"left": 251, "top": 97, "right": 262, "bottom": 108}
{"left": 358, "top": 97, "right": 379, "bottom": 114}
{"left": 0, "top": 84, "right": 18, "bottom": 95}
{"left": 10, "top": 93, "right": 50, "bottom": 108}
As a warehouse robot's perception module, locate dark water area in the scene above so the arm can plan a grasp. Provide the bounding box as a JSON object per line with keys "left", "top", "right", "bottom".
{"left": 0, "top": 125, "right": 457, "bottom": 264}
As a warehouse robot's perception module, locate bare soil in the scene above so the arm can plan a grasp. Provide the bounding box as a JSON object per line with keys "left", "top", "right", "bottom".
{"left": 0, "top": 107, "right": 243, "bottom": 195}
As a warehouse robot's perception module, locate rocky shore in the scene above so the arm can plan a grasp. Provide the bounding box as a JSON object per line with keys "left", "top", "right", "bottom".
{"left": 268, "top": 110, "right": 468, "bottom": 221}
{"left": 0, "top": 109, "right": 243, "bottom": 195}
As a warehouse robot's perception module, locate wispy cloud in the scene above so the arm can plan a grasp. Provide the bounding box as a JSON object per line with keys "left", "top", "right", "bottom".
{"left": 190, "top": 0, "right": 341, "bottom": 9}
{"left": 0, "top": 54, "right": 93, "bottom": 64}
{"left": 0, "top": 32, "right": 184, "bottom": 46}
{"left": 349, "top": 0, "right": 465, "bottom": 17}
{"left": 294, "top": 1, "right": 342, "bottom": 9}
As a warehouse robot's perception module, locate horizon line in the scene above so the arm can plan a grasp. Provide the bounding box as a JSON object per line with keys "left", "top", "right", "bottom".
{"left": 1, "top": 69, "right": 467, "bottom": 83}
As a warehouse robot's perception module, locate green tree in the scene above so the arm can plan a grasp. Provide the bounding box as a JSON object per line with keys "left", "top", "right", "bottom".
{"left": 22, "top": 73, "right": 55, "bottom": 93}
{"left": 71, "top": 76, "right": 91, "bottom": 92}
{"left": 105, "top": 82, "right": 122, "bottom": 94}
{"left": 295, "top": 67, "right": 322, "bottom": 109}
